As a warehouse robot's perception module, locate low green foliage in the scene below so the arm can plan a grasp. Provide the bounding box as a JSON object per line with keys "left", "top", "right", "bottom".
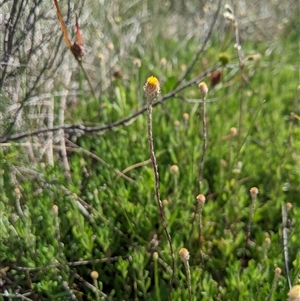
{"left": 0, "top": 1, "right": 299, "bottom": 300}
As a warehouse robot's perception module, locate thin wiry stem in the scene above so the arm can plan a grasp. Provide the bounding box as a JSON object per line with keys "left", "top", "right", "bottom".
{"left": 146, "top": 98, "right": 175, "bottom": 297}
{"left": 266, "top": 269, "right": 281, "bottom": 301}
{"left": 242, "top": 188, "right": 258, "bottom": 265}
{"left": 199, "top": 94, "right": 207, "bottom": 187}
{"left": 78, "top": 60, "right": 97, "bottom": 99}
{"left": 189, "top": 85, "right": 208, "bottom": 246}
{"left": 231, "top": 7, "right": 246, "bottom": 155}
{"left": 184, "top": 260, "right": 192, "bottom": 301}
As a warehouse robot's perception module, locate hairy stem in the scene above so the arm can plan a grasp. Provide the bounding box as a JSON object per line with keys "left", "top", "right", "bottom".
{"left": 147, "top": 100, "right": 175, "bottom": 295}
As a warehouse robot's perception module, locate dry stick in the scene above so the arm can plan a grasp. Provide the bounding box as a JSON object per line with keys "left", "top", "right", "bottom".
{"left": 74, "top": 273, "right": 112, "bottom": 300}
{"left": 53, "top": 0, "right": 96, "bottom": 99}
{"left": 12, "top": 256, "right": 124, "bottom": 272}
{"left": 175, "top": 0, "right": 222, "bottom": 89}
{"left": 59, "top": 62, "right": 72, "bottom": 178}
{"left": 1, "top": 65, "right": 219, "bottom": 143}
{"left": 46, "top": 96, "right": 54, "bottom": 165}
{"left": 0, "top": 292, "right": 32, "bottom": 301}
{"left": 282, "top": 202, "right": 292, "bottom": 289}
{"left": 144, "top": 77, "right": 175, "bottom": 296}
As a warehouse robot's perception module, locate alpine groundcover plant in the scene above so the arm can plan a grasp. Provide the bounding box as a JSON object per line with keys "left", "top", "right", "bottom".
{"left": 0, "top": 0, "right": 299, "bottom": 300}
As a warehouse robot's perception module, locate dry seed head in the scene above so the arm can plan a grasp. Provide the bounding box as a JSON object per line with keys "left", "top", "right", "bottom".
{"left": 179, "top": 248, "right": 190, "bottom": 262}
{"left": 220, "top": 159, "right": 228, "bottom": 168}
{"left": 98, "top": 53, "right": 104, "bottom": 60}
{"left": 210, "top": 70, "right": 222, "bottom": 86}
{"left": 133, "top": 58, "right": 141, "bottom": 68}
{"left": 275, "top": 267, "right": 281, "bottom": 276}
{"left": 183, "top": 113, "right": 189, "bottom": 121}
{"left": 174, "top": 120, "right": 180, "bottom": 127}
{"left": 250, "top": 187, "right": 259, "bottom": 198}
{"left": 160, "top": 57, "right": 167, "bottom": 67}
{"left": 265, "top": 237, "right": 271, "bottom": 245}
{"left": 196, "top": 194, "right": 206, "bottom": 205}
{"left": 52, "top": 205, "right": 58, "bottom": 215}
{"left": 90, "top": 271, "right": 99, "bottom": 280}
{"left": 14, "top": 187, "right": 21, "bottom": 196}
{"left": 107, "top": 42, "right": 114, "bottom": 51}
{"left": 286, "top": 202, "right": 293, "bottom": 211}
{"left": 153, "top": 252, "right": 159, "bottom": 260}
{"left": 170, "top": 165, "right": 179, "bottom": 173}
{"left": 180, "top": 64, "right": 187, "bottom": 72}
{"left": 162, "top": 199, "right": 169, "bottom": 207}
{"left": 288, "top": 285, "right": 300, "bottom": 301}
{"left": 144, "top": 76, "right": 160, "bottom": 102}
{"left": 230, "top": 127, "right": 238, "bottom": 137}
{"left": 198, "top": 82, "right": 208, "bottom": 98}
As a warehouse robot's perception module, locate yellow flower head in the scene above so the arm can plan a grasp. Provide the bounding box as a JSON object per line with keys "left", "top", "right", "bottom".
{"left": 144, "top": 76, "right": 160, "bottom": 102}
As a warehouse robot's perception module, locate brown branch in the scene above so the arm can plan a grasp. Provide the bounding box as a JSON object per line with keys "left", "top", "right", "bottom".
{"left": 53, "top": 0, "right": 72, "bottom": 49}
{"left": 174, "top": 0, "right": 222, "bottom": 88}
{"left": 1, "top": 65, "right": 219, "bottom": 143}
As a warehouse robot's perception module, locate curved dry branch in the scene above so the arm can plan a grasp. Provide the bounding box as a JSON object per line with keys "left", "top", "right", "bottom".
{"left": 0, "top": 65, "right": 219, "bottom": 143}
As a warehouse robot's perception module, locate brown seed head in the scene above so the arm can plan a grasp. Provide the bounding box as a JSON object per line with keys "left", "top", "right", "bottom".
{"left": 250, "top": 187, "right": 259, "bottom": 198}
{"left": 179, "top": 248, "right": 190, "bottom": 262}
{"left": 91, "top": 271, "right": 99, "bottom": 280}
{"left": 230, "top": 127, "right": 238, "bottom": 137}
{"left": 52, "top": 205, "right": 58, "bottom": 215}
{"left": 210, "top": 70, "right": 222, "bottom": 86}
{"left": 196, "top": 194, "right": 206, "bottom": 205}
{"left": 160, "top": 57, "right": 167, "bottom": 67}
{"left": 133, "top": 58, "right": 141, "bottom": 68}
{"left": 275, "top": 267, "right": 281, "bottom": 276}
{"left": 265, "top": 237, "right": 271, "bottom": 245}
{"left": 170, "top": 165, "right": 179, "bottom": 173}
{"left": 198, "top": 82, "right": 208, "bottom": 98}
{"left": 107, "top": 42, "right": 114, "bottom": 51}
{"left": 220, "top": 159, "right": 228, "bottom": 168}
{"left": 162, "top": 199, "right": 169, "bottom": 207}
{"left": 14, "top": 187, "right": 21, "bottom": 196}
{"left": 288, "top": 285, "right": 300, "bottom": 301}
{"left": 286, "top": 202, "right": 293, "bottom": 211}
{"left": 183, "top": 113, "right": 189, "bottom": 121}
